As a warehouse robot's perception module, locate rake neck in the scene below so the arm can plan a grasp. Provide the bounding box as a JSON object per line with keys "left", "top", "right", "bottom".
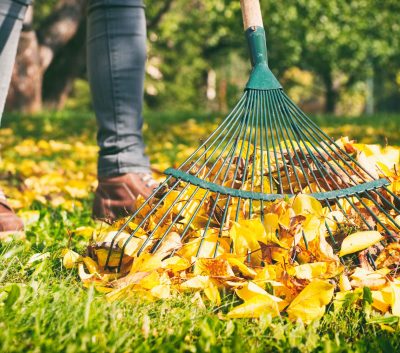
{"left": 245, "top": 27, "right": 282, "bottom": 90}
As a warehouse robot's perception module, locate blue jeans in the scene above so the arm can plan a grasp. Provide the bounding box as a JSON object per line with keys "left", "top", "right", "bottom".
{"left": 0, "top": 0, "right": 150, "bottom": 177}
{"left": 0, "top": 0, "right": 28, "bottom": 118}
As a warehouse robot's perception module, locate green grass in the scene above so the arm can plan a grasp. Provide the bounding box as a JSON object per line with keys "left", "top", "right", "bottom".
{"left": 3, "top": 110, "right": 400, "bottom": 145}
{"left": 0, "top": 110, "right": 400, "bottom": 353}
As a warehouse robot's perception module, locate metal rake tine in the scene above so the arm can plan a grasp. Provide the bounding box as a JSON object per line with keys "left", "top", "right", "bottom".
{"left": 105, "top": 176, "right": 173, "bottom": 269}
{"left": 248, "top": 91, "right": 261, "bottom": 217}
{"left": 267, "top": 91, "right": 294, "bottom": 193}
{"left": 275, "top": 90, "right": 325, "bottom": 192}
{"left": 265, "top": 90, "right": 285, "bottom": 193}
{"left": 271, "top": 90, "right": 304, "bottom": 192}
{"left": 283, "top": 93, "right": 378, "bottom": 183}
{"left": 136, "top": 107, "right": 251, "bottom": 257}
{"left": 262, "top": 91, "right": 274, "bottom": 196}
{"left": 150, "top": 105, "right": 253, "bottom": 255}
{"left": 178, "top": 93, "right": 248, "bottom": 170}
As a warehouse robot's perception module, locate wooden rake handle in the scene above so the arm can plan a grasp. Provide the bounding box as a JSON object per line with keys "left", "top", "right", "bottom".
{"left": 240, "top": 0, "right": 264, "bottom": 29}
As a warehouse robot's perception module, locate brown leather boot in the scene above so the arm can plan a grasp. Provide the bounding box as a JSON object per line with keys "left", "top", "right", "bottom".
{"left": 0, "top": 192, "right": 25, "bottom": 240}
{"left": 92, "top": 173, "right": 158, "bottom": 223}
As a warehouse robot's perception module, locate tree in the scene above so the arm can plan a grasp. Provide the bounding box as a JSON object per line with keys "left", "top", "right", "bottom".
{"left": 6, "top": 0, "right": 85, "bottom": 113}
{"left": 6, "top": 0, "right": 178, "bottom": 112}
{"left": 261, "top": 0, "right": 400, "bottom": 113}
{"left": 5, "top": 0, "right": 400, "bottom": 114}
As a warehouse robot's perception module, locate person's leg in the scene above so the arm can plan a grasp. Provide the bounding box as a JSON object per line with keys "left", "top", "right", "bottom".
{"left": 87, "top": 0, "right": 156, "bottom": 221}
{"left": 0, "top": 0, "right": 30, "bottom": 236}
{"left": 87, "top": 0, "right": 150, "bottom": 177}
{"left": 0, "top": 0, "right": 30, "bottom": 120}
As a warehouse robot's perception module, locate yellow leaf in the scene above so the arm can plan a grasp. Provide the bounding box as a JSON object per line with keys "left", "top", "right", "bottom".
{"left": 235, "top": 281, "right": 269, "bottom": 301}
{"left": 130, "top": 253, "right": 164, "bottom": 274}
{"left": 78, "top": 263, "right": 95, "bottom": 283}
{"left": 204, "top": 281, "right": 221, "bottom": 305}
{"left": 178, "top": 233, "right": 228, "bottom": 260}
{"left": 286, "top": 279, "right": 334, "bottom": 324}
{"left": 339, "top": 274, "right": 352, "bottom": 292}
{"left": 116, "top": 233, "right": 145, "bottom": 257}
{"left": 293, "top": 262, "right": 328, "bottom": 280}
{"left": 263, "top": 213, "right": 279, "bottom": 234}
{"left": 222, "top": 254, "right": 257, "bottom": 278}
{"left": 62, "top": 249, "right": 81, "bottom": 269}
{"left": 390, "top": 282, "right": 400, "bottom": 316}
{"left": 95, "top": 248, "right": 124, "bottom": 268}
{"left": 64, "top": 180, "right": 89, "bottom": 198}
{"left": 180, "top": 275, "right": 220, "bottom": 304}
{"left": 301, "top": 215, "right": 324, "bottom": 243}
{"left": 324, "top": 210, "right": 345, "bottom": 232}
{"left": 73, "top": 226, "right": 95, "bottom": 239}
{"left": 371, "top": 290, "right": 391, "bottom": 313}
{"left": 230, "top": 219, "right": 265, "bottom": 263}
{"left": 162, "top": 256, "right": 191, "bottom": 272}
{"left": 180, "top": 275, "right": 210, "bottom": 290}
{"left": 139, "top": 271, "right": 160, "bottom": 290}
{"left": 379, "top": 324, "right": 395, "bottom": 333}
{"left": 153, "top": 232, "right": 182, "bottom": 258}
{"left": 291, "top": 194, "right": 323, "bottom": 217}
{"left": 95, "top": 230, "right": 123, "bottom": 244}
{"left": 339, "top": 231, "right": 383, "bottom": 257}
{"left": 150, "top": 284, "right": 171, "bottom": 299}
{"left": 227, "top": 294, "right": 281, "bottom": 319}
{"left": 83, "top": 256, "right": 99, "bottom": 274}
{"left": 350, "top": 267, "right": 388, "bottom": 289}
{"left": 263, "top": 213, "right": 286, "bottom": 247}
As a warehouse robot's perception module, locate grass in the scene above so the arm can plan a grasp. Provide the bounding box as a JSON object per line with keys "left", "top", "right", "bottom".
{"left": 0, "top": 109, "right": 400, "bottom": 353}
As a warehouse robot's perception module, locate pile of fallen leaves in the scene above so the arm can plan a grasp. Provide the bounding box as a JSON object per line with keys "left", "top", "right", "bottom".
{"left": 64, "top": 138, "right": 400, "bottom": 324}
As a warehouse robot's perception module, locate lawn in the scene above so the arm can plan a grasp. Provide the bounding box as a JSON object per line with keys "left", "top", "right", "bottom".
{"left": 0, "top": 110, "right": 399, "bottom": 353}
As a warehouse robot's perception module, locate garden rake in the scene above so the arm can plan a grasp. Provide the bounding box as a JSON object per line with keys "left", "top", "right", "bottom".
{"left": 104, "top": 0, "right": 400, "bottom": 272}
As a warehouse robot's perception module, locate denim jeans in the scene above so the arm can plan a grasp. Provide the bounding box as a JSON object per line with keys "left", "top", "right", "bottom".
{"left": 0, "top": 0, "right": 29, "bottom": 119}
{"left": 87, "top": 0, "right": 150, "bottom": 176}
{"left": 0, "top": 0, "right": 150, "bottom": 177}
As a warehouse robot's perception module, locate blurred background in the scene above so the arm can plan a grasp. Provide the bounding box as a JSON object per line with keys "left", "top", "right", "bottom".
{"left": 4, "top": 0, "right": 400, "bottom": 117}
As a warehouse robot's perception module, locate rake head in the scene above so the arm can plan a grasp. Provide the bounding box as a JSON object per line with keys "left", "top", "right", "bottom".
{"left": 97, "top": 4, "right": 400, "bottom": 275}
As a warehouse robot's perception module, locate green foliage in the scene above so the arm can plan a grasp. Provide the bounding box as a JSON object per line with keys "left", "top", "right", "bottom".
{"left": 145, "top": 0, "right": 243, "bottom": 110}
{"left": 143, "top": 0, "right": 400, "bottom": 111}
{"left": 31, "top": 1, "right": 400, "bottom": 112}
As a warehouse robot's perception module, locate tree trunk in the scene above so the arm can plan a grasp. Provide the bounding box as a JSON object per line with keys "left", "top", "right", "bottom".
{"left": 323, "top": 71, "right": 338, "bottom": 114}
{"left": 6, "top": 30, "right": 42, "bottom": 113}
{"left": 5, "top": 0, "right": 85, "bottom": 112}
{"left": 6, "top": 0, "right": 174, "bottom": 112}
{"left": 42, "top": 19, "right": 86, "bottom": 109}
{"left": 218, "top": 78, "right": 228, "bottom": 112}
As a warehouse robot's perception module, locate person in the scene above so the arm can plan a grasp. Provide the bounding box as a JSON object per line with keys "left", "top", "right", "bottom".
{"left": 0, "top": 0, "right": 157, "bottom": 236}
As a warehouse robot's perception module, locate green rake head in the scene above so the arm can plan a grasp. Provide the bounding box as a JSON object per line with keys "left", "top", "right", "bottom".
{"left": 103, "top": 0, "right": 400, "bottom": 272}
